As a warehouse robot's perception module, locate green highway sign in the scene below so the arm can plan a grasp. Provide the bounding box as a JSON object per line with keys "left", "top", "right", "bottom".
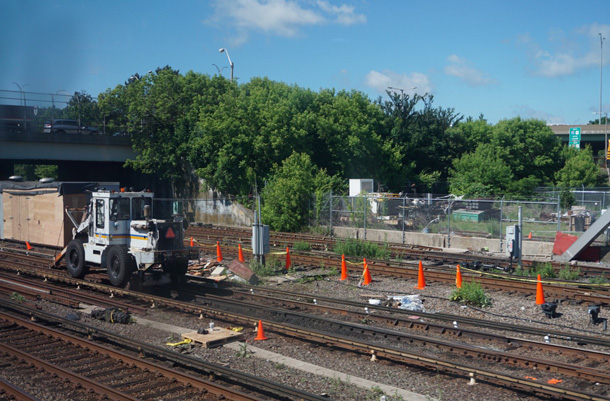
{"left": 569, "top": 127, "right": 581, "bottom": 149}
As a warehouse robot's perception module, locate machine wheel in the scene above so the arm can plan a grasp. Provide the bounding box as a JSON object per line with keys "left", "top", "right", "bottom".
{"left": 106, "top": 246, "right": 134, "bottom": 287}
{"left": 66, "top": 239, "right": 89, "bottom": 278}
{"left": 169, "top": 258, "right": 189, "bottom": 285}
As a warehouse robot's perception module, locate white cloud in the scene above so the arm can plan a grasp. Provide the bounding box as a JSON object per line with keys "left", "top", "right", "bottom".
{"left": 444, "top": 55, "right": 496, "bottom": 87}
{"left": 512, "top": 105, "right": 566, "bottom": 125}
{"left": 364, "top": 70, "right": 431, "bottom": 95}
{"left": 316, "top": 1, "right": 366, "bottom": 25}
{"left": 523, "top": 23, "right": 610, "bottom": 78}
{"left": 208, "top": 0, "right": 365, "bottom": 45}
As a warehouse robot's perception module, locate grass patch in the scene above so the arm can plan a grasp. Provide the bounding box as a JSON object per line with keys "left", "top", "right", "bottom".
{"left": 450, "top": 281, "right": 492, "bottom": 307}
{"left": 558, "top": 265, "right": 580, "bottom": 281}
{"left": 10, "top": 292, "right": 25, "bottom": 303}
{"left": 236, "top": 342, "right": 253, "bottom": 358}
{"left": 250, "top": 257, "right": 284, "bottom": 277}
{"left": 292, "top": 241, "right": 311, "bottom": 252}
{"left": 515, "top": 262, "right": 556, "bottom": 278}
{"left": 589, "top": 274, "right": 608, "bottom": 284}
{"left": 333, "top": 238, "right": 390, "bottom": 259}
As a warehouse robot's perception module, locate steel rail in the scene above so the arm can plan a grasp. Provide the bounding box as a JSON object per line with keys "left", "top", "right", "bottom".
{"left": 0, "top": 299, "right": 331, "bottom": 401}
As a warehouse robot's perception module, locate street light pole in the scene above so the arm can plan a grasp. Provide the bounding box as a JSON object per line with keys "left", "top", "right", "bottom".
{"left": 219, "top": 48, "right": 234, "bottom": 82}
{"left": 600, "top": 33, "right": 605, "bottom": 125}
{"left": 12, "top": 82, "right": 29, "bottom": 132}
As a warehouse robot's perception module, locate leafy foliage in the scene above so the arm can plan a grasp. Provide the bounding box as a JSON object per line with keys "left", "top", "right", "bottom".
{"left": 449, "top": 281, "right": 491, "bottom": 307}
{"left": 333, "top": 238, "right": 390, "bottom": 259}
{"left": 261, "top": 152, "right": 342, "bottom": 232}
{"left": 555, "top": 145, "right": 608, "bottom": 188}
{"left": 88, "top": 67, "right": 609, "bottom": 231}
{"left": 450, "top": 117, "right": 565, "bottom": 197}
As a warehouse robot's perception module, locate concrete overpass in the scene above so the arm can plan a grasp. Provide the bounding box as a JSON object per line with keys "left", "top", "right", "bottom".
{"left": 550, "top": 124, "right": 609, "bottom": 154}
{"left": 0, "top": 129, "right": 146, "bottom": 186}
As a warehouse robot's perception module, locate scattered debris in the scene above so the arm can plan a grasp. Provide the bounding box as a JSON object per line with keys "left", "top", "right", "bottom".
{"left": 91, "top": 308, "right": 131, "bottom": 324}
{"left": 383, "top": 295, "right": 424, "bottom": 312}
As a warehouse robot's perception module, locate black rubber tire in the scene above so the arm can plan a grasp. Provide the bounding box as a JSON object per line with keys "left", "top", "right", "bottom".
{"left": 66, "top": 239, "right": 89, "bottom": 278}
{"left": 163, "top": 258, "right": 188, "bottom": 285}
{"left": 106, "top": 246, "right": 134, "bottom": 287}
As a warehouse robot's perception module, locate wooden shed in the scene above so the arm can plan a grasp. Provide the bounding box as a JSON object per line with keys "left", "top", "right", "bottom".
{"left": 0, "top": 181, "right": 100, "bottom": 248}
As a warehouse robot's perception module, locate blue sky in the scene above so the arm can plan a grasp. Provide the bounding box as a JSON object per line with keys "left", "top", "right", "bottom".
{"left": 2, "top": 0, "right": 610, "bottom": 125}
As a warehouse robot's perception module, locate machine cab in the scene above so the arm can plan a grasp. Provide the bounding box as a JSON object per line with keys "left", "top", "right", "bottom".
{"left": 90, "top": 191, "right": 153, "bottom": 247}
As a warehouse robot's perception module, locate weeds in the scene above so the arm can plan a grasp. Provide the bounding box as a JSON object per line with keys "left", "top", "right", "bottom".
{"left": 333, "top": 238, "right": 390, "bottom": 259}
{"left": 10, "top": 292, "right": 25, "bottom": 303}
{"left": 558, "top": 266, "right": 580, "bottom": 281}
{"left": 292, "top": 241, "right": 311, "bottom": 252}
{"left": 250, "top": 258, "right": 284, "bottom": 277}
{"left": 589, "top": 274, "right": 608, "bottom": 284}
{"left": 514, "top": 262, "right": 556, "bottom": 278}
{"left": 236, "top": 342, "right": 253, "bottom": 358}
{"left": 449, "top": 281, "right": 492, "bottom": 307}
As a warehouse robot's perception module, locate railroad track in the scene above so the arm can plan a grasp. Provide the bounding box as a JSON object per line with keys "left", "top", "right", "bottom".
{"left": 0, "top": 308, "right": 257, "bottom": 400}
{"left": 186, "top": 225, "right": 610, "bottom": 276}
{"left": 0, "top": 299, "right": 331, "bottom": 401}
{"left": 1, "top": 258, "right": 610, "bottom": 400}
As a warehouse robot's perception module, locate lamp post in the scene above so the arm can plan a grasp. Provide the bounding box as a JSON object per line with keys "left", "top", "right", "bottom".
{"left": 600, "top": 33, "right": 605, "bottom": 125}
{"left": 219, "top": 48, "right": 234, "bottom": 82}
{"left": 12, "top": 82, "right": 29, "bottom": 131}
{"left": 594, "top": 111, "right": 609, "bottom": 168}
{"left": 51, "top": 89, "right": 67, "bottom": 120}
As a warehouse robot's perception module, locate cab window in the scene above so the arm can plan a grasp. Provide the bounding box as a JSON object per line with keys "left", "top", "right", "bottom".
{"left": 132, "top": 197, "right": 152, "bottom": 220}
{"left": 110, "top": 198, "right": 131, "bottom": 220}
{"left": 95, "top": 199, "right": 105, "bottom": 228}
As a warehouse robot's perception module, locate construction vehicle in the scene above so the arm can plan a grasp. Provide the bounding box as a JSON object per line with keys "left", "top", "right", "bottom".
{"left": 57, "top": 188, "right": 198, "bottom": 286}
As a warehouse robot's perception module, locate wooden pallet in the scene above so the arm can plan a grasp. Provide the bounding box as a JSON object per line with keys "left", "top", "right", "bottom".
{"left": 182, "top": 328, "right": 244, "bottom": 348}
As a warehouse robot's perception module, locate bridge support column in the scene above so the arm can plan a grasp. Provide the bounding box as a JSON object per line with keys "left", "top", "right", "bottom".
{"left": 0, "top": 161, "right": 14, "bottom": 180}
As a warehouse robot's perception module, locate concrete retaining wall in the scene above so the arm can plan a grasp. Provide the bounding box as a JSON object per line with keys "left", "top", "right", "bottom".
{"left": 333, "top": 226, "right": 554, "bottom": 258}
{"left": 192, "top": 190, "right": 253, "bottom": 227}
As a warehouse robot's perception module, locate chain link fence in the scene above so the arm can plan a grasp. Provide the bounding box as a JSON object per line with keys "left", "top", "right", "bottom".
{"left": 309, "top": 192, "right": 602, "bottom": 249}
{"left": 153, "top": 196, "right": 254, "bottom": 227}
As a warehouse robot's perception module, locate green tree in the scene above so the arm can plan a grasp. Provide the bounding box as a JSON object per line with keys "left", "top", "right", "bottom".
{"left": 449, "top": 144, "right": 513, "bottom": 196}
{"left": 379, "top": 92, "right": 462, "bottom": 190}
{"left": 555, "top": 145, "right": 608, "bottom": 187}
{"left": 99, "top": 67, "right": 227, "bottom": 195}
{"left": 64, "top": 91, "right": 101, "bottom": 128}
{"left": 261, "top": 152, "right": 341, "bottom": 232}
{"left": 449, "top": 118, "right": 563, "bottom": 197}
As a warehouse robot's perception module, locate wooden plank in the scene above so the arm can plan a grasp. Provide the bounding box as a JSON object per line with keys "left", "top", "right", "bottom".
{"left": 182, "top": 328, "right": 244, "bottom": 348}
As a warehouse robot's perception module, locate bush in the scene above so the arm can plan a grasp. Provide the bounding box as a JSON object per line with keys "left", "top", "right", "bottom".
{"left": 589, "top": 274, "right": 608, "bottom": 284}
{"left": 292, "top": 241, "right": 311, "bottom": 252}
{"left": 333, "top": 238, "right": 390, "bottom": 259}
{"left": 250, "top": 258, "right": 283, "bottom": 277}
{"left": 558, "top": 266, "right": 580, "bottom": 281}
{"left": 515, "top": 262, "right": 556, "bottom": 278}
{"left": 450, "top": 281, "right": 492, "bottom": 307}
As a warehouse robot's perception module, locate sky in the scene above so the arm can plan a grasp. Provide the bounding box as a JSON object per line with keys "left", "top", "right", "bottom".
{"left": 2, "top": 0, "right": 610, "bottom": 125}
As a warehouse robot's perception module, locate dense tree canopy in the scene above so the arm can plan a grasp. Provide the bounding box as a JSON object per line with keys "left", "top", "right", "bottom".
{"left": 76, "top": 67, "right": 608, "bottom": 229}
{"left": 449, "top": 117, "right": 570, "bottom": 197}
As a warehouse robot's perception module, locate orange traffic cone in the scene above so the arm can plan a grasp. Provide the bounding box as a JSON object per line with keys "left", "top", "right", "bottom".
{"left": 26, "top": 242, "right": 32, "bottom": 251}
{"left": 190, "top": 237, "right": 194, "bottom": 247}
{"left": 362, "top": 258, "right": 372, "bottom": 285}
{"left": 536, "top": 274, "right": 545, "bottom": 305}
{"left": 528, "top": 232, "right": 532, "bottom": 239}
{"left": 340, "top": 254, "right": 348, "bottom": 280}
{"left": 415, "top": 260, "right": 426, "bottom": 289}
{"left": 285, "top": 247, "right": 291, "bottom": 270}
{"left": 238, "top": 244, "right": 245, "bottom": 263}
{"left": 456, "top": 264, "right": 463, "bottom": 289}
{"left": 254, "top": 320, "right": 268, "bottom": 341}
{"left": 216, "top": 241, "right": 223, "bottom": 262}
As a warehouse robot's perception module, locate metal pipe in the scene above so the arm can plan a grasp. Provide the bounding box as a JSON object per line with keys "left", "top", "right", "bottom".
{"left": 518, "top": 206, "right": 523, "bottom": 268}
